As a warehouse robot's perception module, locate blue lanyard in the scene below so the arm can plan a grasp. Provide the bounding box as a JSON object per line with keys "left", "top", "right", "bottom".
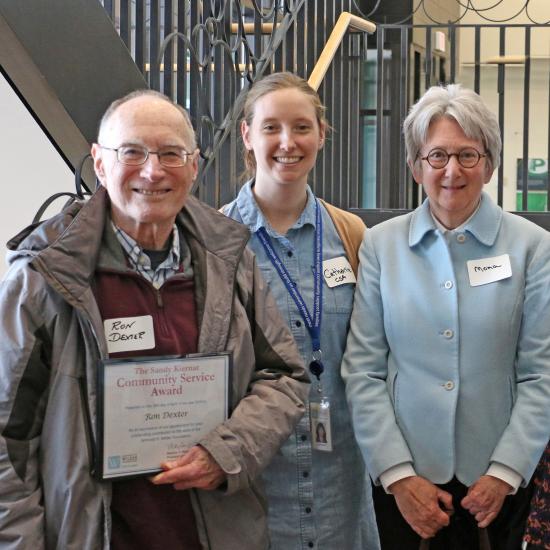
{"left": 256, "top": 200, "right": 324, "bottom": 378}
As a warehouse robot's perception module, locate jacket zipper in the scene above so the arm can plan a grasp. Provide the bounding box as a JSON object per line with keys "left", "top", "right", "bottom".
{"left": 155, "top": 287, "right": 164, "bottom": 307}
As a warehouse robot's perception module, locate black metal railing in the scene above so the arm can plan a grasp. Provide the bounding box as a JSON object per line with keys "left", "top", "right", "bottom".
{"left": 99, "top": 1, "right": 550, "bottom": 217}
{"left": 99, "top": 0, "right": 366, "bottom": 208}
{"left": 368, "top": 23, "right": 550, "bottom": 215}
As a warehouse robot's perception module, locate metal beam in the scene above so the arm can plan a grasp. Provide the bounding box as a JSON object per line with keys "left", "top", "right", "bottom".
{"left": 352, "top": 209, "right": 550, "bottom": 231}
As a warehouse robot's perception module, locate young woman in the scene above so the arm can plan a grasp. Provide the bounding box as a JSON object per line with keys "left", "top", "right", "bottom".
{"left": 222, "top": 72, "right": 380, "bottom": 550}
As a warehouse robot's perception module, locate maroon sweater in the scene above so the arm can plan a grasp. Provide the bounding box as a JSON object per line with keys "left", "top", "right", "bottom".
{"left": 95, "top": 268, "right": 201, "bottom": 550}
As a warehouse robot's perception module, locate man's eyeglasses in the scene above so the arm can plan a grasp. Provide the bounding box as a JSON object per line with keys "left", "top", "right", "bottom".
{"left": 99, "top": 145, "right": 193, "bottom": 168}
{"left": 419, "top": 147, "right": 488, "bottom": 169}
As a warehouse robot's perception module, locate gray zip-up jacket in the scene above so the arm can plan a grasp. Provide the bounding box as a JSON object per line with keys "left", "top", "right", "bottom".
{"left": 0, "top": 187, "right": 308, "bottom": 550}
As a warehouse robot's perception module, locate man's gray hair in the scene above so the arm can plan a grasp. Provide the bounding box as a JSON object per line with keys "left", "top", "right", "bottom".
{"left": 97, "top": 89, "right": 197, "bottom": 150}
{"left": 403, "top": 84, "right": 501, "bottom": 170}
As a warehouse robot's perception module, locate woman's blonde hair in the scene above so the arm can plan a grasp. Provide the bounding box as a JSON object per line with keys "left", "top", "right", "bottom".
{"left": 241, "top": 72, "right": 327, "bottom": 179}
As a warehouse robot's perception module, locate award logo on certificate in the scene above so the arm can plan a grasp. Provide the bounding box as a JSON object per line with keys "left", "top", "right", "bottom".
{"left": 96, "top": 353, "right": 231, "bottom": 480}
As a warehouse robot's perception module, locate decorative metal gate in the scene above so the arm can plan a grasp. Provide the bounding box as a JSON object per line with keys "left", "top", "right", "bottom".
{"left": 100, "top": 1, "right": 550, "bottom": 218}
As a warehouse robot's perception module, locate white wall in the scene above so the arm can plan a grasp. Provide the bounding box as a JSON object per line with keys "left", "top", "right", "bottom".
{"left": 0, "top": 72, "right": 74, "bottom": 278}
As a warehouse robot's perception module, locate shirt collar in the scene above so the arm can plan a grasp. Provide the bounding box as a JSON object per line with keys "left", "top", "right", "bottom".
{"left": 409, "top": 191, "right": 502, "bottom": 247}
{"left": 431, "top": 201, "right": 481, "bottom": 233}
{"left": 112, "top": 222, "right": 181, "bottom": 273}
{"left": 236, "top": 180, "right": 317, "bottom": 237}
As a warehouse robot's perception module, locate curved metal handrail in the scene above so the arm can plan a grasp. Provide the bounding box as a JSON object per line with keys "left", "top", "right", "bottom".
{"left": 308, "top": 12, "right": 376, "bottom": 91}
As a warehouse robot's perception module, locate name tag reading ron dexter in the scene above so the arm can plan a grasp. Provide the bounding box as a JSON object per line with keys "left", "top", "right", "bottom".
{"left": 104, "top": 315, "right": 155, "bottom": 354}
{"left": 467, "top": 254, "right": 512, "bottom": 287}
{"left": 96, "top": 353, "right": 230, "bottom": 480}
{"left": 322, "top": 256, "right": 356, "bottom": 288}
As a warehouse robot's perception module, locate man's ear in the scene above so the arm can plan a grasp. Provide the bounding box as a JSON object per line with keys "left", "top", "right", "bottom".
{"left": 91, "top": 143, "right": 106, "bottom": 186}
{"left": 408, "top": 158, "right": 423, "bottom": 185}
{"left": 190, "top": 149, "right": 199, "bottom": 181}
{"left": 241, "top": 120, "right": 253, "bottom": 151}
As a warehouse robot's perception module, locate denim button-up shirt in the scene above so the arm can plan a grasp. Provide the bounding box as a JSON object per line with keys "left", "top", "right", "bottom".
{"left": 224, "top": 182, "right": 380, "bottom": 550}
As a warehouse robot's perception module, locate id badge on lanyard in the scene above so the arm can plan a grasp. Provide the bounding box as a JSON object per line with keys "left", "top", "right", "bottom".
{"left": 256, "top": 199, "right": 332, "bottom": 452}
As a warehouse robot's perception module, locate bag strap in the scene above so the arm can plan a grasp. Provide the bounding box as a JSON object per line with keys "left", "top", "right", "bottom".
{"left": 479, "top": 527, "right": 492, "bottom": 550}
{"left": 318, "top": 198, "right": 365, "bottom": 277}
{"left": 32, "top": 153, "right": 96, "bottom": 223}
{"left": 417, "top": 528, "right": 492, "bottom": 550}
{"left": 32, "top": 192, "right": 82, "bottom": 224}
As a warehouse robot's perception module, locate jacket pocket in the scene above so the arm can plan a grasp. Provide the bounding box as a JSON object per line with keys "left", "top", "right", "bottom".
{"left": 507, "top": 375, "right": 517, "bottom": 414}
{"left": 78, "top": 376, "right": 97, "bottom": 475}
{"left": 389, "top": 370, "right": 399, "bottom": 407}
{"left": 3, "top": 435, "right": 40, "bottom": 483}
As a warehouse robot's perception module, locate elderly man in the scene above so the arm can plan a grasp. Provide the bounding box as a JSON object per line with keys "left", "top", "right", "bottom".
{"left": 0, "top": 90, "right": 308, "bottom": 549}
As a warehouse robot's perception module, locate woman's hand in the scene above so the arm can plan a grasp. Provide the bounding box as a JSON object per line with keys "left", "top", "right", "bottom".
{"left": 390, "top": 476, "right": 453, "bottom": 539}
{"left": 461, "top": 475, "right": 511, "bottom": 527}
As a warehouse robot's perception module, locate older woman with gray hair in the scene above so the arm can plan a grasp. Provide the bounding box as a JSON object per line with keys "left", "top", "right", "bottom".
{"left": 342, "top": 84, "right": 550, "bottom": 549}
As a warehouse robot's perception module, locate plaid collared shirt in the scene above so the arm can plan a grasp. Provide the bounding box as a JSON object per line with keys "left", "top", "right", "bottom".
{"left": 112, "top": 222, "right": 181, "bottom": 289}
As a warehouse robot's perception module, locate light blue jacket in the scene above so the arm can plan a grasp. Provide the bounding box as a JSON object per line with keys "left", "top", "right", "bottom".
{"left": 342, "top": 192, "right": 550, "bottom": 487}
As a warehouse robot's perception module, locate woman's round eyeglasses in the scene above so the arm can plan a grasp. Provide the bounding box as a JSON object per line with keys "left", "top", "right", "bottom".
{"left": 100, "top": 145, "right": 193, "bottom": 167}
{"left": 420, "top": 147, "right": 487, "bottom": 169}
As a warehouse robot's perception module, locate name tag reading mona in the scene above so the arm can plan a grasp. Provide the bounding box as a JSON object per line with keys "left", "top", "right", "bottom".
{"left": 467, "top": 254, "right": 512, "bottom": 287}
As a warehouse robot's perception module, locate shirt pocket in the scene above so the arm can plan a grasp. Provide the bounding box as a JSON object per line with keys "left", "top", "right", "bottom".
{"left": 321, "top": 270, "right": 355, "bottom": 314}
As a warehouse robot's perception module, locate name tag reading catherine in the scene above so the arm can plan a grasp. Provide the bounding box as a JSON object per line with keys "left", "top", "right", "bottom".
{"left": 467, "top": 254, "right": 512, "bottom": 287}
{"left": 322, "top": 256, "right": 356, "bottom": 288}
{"left": 104, "top": 315, "right": 155, "bottom": 354}
{"left": 96, "top": 353, "right": 231, "bottom": 480}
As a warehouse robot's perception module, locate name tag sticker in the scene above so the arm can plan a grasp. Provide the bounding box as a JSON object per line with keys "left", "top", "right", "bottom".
{"left": 322, "top": 256, "right": 356, "bottom": 288}
{"left": 104, "top": 315, "right": 155, "bottom": 354}
{"left": 467, "top": 254, "right": 512, "bottom": 287}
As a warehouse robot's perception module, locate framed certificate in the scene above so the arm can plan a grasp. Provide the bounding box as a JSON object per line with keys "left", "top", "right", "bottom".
{"left": 95, "top": 353, "right": 231, "bottom": 480}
